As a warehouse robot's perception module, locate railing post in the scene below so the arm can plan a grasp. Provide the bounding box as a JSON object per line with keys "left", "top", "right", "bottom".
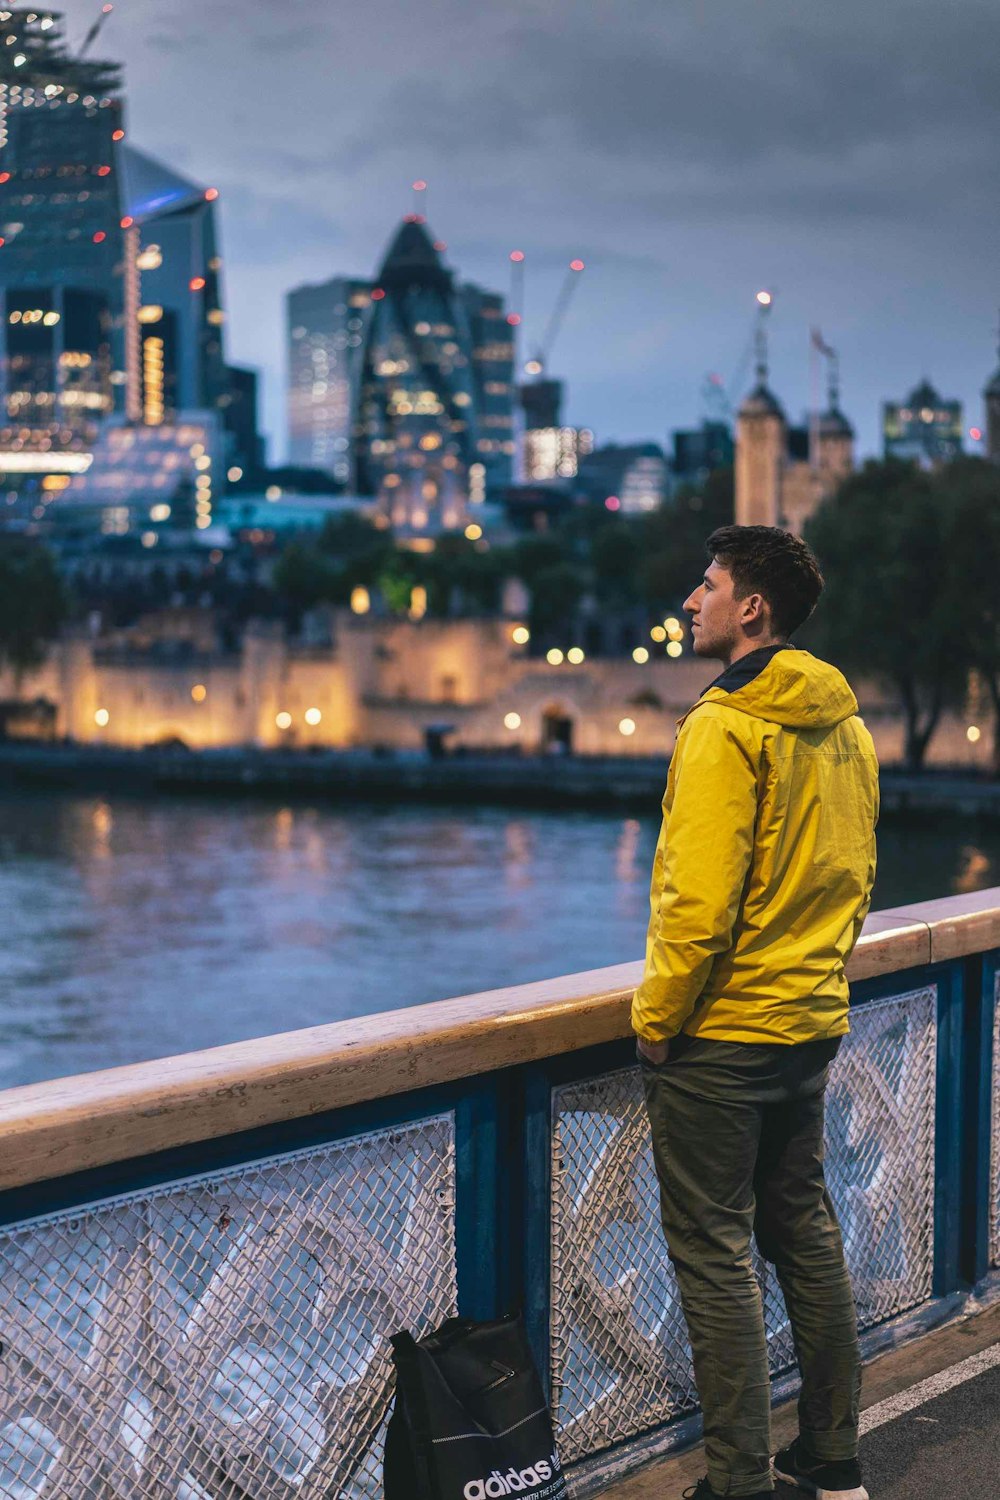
{"left": 933, "top": 958, "right": 966, "bottom": 1296}
{"left": 961, "top": 949, "right": 999, "bottom": 1286}
{"left": 455, "top": 1069, "right": 528, "bottom": 1321}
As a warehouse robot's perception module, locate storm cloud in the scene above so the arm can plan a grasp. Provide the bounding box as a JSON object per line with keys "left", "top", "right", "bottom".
{"left": 67, "top": 0, "right": 1000, "bottom": 457}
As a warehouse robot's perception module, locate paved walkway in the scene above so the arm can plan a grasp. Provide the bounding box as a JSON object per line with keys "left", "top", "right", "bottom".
{"left": 604, "top": 1298, "right": 1000, "bottom": 1499}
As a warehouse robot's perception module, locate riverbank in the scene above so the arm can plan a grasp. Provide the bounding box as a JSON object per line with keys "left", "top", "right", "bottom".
{"left": 0, "top": 740, "right": 998, "bottom": 817}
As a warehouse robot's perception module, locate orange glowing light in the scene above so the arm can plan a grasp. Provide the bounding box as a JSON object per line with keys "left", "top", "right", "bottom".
{"left": 120, "top": 215, "right": 133, "bottom": 228}
{"left": 570, "top": 258, "right": 585, "bottom": 271}
{"left": 189, "top": 276, "right": 206, "bottom": 291}
{"left": 112, "top": 128, "right": 125, "bottom": 141}
{"left": 205, "top": 188, "right": 219, "bottom": 201}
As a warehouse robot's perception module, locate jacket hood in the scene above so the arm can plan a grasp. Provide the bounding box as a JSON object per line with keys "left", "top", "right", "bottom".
{"left": 699, "top": 649, "right": 859, "bottom": 730}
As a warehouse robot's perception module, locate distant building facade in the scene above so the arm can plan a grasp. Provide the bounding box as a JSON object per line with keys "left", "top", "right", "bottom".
{"left": 670, "top": 421, "right": 734, "bottom": 490}
{"left": 579, "top": 442, "right": 668, "bottom": 513}
{"left": 286, "top": 275, "right": 371, "bottom": 480}
{"left": 522, "top": 424, "right": 594, "bottom": 483}
{"left": 882, "top": 380, "right": 963, "bottom": 466}
{"left": 52, "top": 411, "right": 227, "bottom": 537}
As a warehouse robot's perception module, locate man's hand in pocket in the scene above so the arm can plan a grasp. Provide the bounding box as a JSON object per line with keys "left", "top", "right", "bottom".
{"left": 635, "top": 1037, "right": 670, "bottom": 1065}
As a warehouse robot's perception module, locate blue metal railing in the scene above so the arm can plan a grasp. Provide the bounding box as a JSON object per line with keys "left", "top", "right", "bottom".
{"left": 0, "top": 924, "right": 996, "bottom": 1497}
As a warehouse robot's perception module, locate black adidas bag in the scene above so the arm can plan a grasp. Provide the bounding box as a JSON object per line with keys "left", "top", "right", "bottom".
{"left": 384, "top": 1314, "right": 568, "bottom": 1500}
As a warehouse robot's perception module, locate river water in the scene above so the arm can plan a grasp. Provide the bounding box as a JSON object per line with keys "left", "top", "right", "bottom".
{"left": 0, "top": 786, "right": 997, "bottom": 1090}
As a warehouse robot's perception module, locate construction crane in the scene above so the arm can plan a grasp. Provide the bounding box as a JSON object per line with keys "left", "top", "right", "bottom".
{"left": 78, "top": 1, "right": 114, "bottom": 59}
{"left": 700, "top": 289, "right": 774, "bottom": 423}
{"left": 521, "top": 258, "right": 585, "bottom": 379}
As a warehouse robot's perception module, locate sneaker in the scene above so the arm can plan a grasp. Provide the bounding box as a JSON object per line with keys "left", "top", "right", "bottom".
{"left": 772, "top": 1438, "right": 868, "bottom": 1499}
{"left": 683, "top": 1479, "right": 772, "bottom": 1499}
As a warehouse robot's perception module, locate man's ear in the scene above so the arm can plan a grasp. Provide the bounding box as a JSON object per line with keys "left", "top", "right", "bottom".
{"left": 741, "top": 592, "right": 767, "bottom": 625}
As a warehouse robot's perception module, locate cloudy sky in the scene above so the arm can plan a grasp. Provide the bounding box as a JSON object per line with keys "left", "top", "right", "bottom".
{"left": 64, "top": 0, "right": 1000, "bottom": 461}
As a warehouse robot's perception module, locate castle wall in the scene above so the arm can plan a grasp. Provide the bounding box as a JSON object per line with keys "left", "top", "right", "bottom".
{"left": 0, "top": 619, "right": 992, "bottom": 770}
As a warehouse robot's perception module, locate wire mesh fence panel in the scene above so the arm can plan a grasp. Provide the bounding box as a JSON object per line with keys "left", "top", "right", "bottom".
{"left": 991, "top": 971, "right": 1000, "bottom": 1269}
{"left": 0, "top": 1114, "right": 456, "bottom": 1500}
{"left": 549, "top": 987, "right": 938, "bottom": 1464}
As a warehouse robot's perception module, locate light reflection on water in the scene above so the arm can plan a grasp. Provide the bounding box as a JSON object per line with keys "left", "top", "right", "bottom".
{"left": 0, "top": 787, "right": 996, "bottom": 1090}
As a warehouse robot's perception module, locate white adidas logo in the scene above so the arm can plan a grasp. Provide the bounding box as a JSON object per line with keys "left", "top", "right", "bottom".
{"left": 462, "top": 1453, "right": 559, "bottom": 1497}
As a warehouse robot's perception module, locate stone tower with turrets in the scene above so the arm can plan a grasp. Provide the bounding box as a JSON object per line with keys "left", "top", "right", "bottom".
{"left": 735, "top": 309, "right": 786, "bottom": 527}
{"left": 735, "top": 304, "right": 855, "bottom": 533}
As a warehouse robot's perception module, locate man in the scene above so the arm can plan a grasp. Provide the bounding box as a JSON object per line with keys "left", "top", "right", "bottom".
{"left": 632, "top": 525, "right": 878, "bottom": 1500}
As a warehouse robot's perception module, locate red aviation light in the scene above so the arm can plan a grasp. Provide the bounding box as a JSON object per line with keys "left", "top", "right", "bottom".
{"left": 0, "top": 172, "right": 11, "bottom": 184}
{"left": 97, "top": 165, "right": 111, "bottom": 176}
{"left": 509, "top": 250, "right": 525, "bottom": 263}
{"left": 112, "top": 128, "right": 125, "bottom": 141}
{"left": 605, "top": 495, "right": 620, "bottom": 511}
{"left": 92, "top": 231, "right": 106, "bottom": 243}
{"left": 970, "top": 427, "right": 982, "bottom": 441}
{"left": 120, "top": 215, "right": 133, "bottom": 228}
{"left": 412, "top": 179, "right": 427, "bottom": 191}
{"left": 570, "top": 259, "right": 585, "bottom": 271}
{"left": 189, "top": 276, "right": 206, "bottom": 291}
{"left": 371, "top": 288, "right": 386, "bottom": 301}
{"left": 433, "top": 240, "right": 447, "bottom": 251}
{"left": 506, "top": 313, "right": 521, "bottom": 326}
{"left": 0, "top": 238, "right": 6, "bottom": 249}
{"left": 205, "top": 188, "right": 219, "bottom": 201}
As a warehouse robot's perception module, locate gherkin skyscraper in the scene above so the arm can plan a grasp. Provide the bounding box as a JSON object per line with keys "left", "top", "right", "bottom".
{"left": 351, "top": 217, "right": 512, "bottom": 535}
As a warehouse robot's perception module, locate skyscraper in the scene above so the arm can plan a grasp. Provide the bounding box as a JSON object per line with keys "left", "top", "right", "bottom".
{"left": 287, "top": 276, "right": 372, "bottom": 479}
{"left": 119, "top": 147, "right": 229, "bottom": 426}
{"left": 882, "top": 380, "right": 963, "bottom": 466}
{"left": 0, "top": 7, "right": 126, "bottom": 480}
{"left": 352, "top": 217, "right": 513, "bottom": 535}
{"left": 461, "top": 280, "right": 514, "bottom": 494}
{"left": 0, "top": 7, "right": 241, "bottom": 533}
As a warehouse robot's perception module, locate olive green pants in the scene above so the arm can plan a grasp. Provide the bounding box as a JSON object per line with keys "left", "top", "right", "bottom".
{"left": 641, "top": 1035, "right": 861, "bottom": 1497}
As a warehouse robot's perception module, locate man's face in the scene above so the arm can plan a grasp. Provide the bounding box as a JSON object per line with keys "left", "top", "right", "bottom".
{"left": 683, "top": 559, "right": 745, "bottom": 661}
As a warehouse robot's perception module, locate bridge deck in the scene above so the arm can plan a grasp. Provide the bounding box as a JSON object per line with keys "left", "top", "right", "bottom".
{"left": 606, "top": 1298, "right": 1000, "bottom": 1499}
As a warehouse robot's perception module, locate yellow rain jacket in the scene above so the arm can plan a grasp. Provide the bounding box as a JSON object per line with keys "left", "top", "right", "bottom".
{"left": 631, "top": 647, "right": 879, "bottom": 1045}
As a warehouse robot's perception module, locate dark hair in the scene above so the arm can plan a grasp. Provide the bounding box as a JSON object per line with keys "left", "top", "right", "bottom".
{"left": 706, "top": 525, "right": 823, "bottom": 637}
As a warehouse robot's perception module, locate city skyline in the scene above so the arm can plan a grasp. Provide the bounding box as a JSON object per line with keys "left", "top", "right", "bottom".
{"left": 41, "top": 0, "right": 1000, "bottom": 465}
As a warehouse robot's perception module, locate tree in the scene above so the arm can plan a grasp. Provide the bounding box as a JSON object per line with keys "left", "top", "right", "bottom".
{"left": 803, "top": 460, "right": 968, "bottom": 769}
{"left": 637, "top": 467, "right": 735, "bottom": 612}
{"left": 272, "top": 514, "right": 394, "bottom": 615}
{"left": 0, "top": 540, "right": 67, "bottom": 688}
{"left": 936, "top": 458, "right": 1000, "bottom": 771}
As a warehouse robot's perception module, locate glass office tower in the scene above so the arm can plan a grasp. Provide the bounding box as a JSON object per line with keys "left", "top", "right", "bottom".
{"left": 287, "top": 276, "right": 372, "bottom": 480}
{"left": 0, "top": 6, "right": 126, "bottom": 487}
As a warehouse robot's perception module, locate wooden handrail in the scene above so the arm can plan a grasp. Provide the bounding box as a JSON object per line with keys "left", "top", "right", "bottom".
{"left": 0, "top": 889, "right": 996, "bottom": 1195}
